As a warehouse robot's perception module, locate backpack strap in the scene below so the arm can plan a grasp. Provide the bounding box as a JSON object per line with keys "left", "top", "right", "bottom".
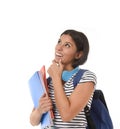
{"left": 47, "top": 76, "right": 51, "bottom": 85}
{"left": 73, "top": 69, "right": 96, "bottom": 129}
{"left": 73, "top": 69, "right": 87, "bottom": 87}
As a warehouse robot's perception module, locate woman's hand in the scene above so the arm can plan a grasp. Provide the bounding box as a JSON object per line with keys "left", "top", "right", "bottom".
{"left": 30, "top": 93, "right": 53, "bottom": 126}
{"left": 47, "top": 59, "right": 64, "bottom": 79}
{"left": 37, "top": 93, "right": 53, "bottom": 114}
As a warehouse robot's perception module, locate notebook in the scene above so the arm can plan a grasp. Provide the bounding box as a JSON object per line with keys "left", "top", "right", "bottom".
{"left": 28, "top": 65, "right": 54, "bottom": 129}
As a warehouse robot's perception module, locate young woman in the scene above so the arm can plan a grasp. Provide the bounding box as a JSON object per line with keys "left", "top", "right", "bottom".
{"left": 30, "top": 29, "right": 97, "bottom": 129}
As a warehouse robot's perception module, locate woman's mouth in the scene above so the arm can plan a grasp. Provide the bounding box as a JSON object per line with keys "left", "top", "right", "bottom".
{"left": 56, "top": 52, "right": 63, "bottom": 57}
{"left": 55, "top": 52, "right": 63, "bottom": 60}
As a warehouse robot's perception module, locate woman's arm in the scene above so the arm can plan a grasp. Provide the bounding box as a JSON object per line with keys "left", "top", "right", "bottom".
{"left": 52, "top": 77, "right": 94, "bottom": 121}
{"left": 48, "top": 61, "right": 95, "bottom": 122}
{"left": 30, "top": 93, "right": 53, "bottom": 126}
{"left": 30, "top": 107, "right": 42, "bottom": 126}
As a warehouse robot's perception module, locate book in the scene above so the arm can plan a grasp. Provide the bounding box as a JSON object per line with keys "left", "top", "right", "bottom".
{"left": 38, "top": 66, "right": 54, "bottom": 119}
{"left": 28, "top": 65, "right": 54, "bottom": 129}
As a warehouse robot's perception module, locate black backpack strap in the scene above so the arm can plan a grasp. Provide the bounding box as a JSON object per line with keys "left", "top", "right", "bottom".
{"left": 47, "top": 77, "right": 52, "bottom": 85}
{"left": 73, "top": 69, "right": 87, "bottom": 87}
{"left": 73, "top": 69, "right": 96, "bottom": 129}
{"left": 85, "top": 105, "right": 96, "bottom": 129}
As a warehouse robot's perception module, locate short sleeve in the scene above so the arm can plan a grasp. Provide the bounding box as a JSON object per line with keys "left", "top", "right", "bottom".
{"left": 79, "top": 70, "right": 97, "bottom": 86}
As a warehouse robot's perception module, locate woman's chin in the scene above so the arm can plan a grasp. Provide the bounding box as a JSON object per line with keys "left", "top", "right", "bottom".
{"left": 54, "top": 58, "right": 61, "bottom": 63}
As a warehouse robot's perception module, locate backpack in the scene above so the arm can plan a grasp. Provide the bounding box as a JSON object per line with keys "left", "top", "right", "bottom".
{"left": 73, "top": 69, "right": 114, "bottom": 129}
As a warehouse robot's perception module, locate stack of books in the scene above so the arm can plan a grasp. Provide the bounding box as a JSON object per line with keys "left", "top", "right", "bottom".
{"left": 28, "top": 65, "right": 54, "bottom": 129}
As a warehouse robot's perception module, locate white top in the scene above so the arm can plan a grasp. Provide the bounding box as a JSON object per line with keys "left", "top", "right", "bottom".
{"left": 48, "top": 70, "right": 97, "bottom": 129}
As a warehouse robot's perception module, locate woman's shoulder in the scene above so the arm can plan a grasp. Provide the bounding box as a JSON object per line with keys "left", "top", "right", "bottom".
{"left": 79, "top": 68, "right": 97, "bottom": 85}
{"left": 83, "top": 69, "right": 96, "bottom": 76}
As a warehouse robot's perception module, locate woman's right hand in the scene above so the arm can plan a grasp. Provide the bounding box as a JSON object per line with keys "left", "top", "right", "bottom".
{"left": 30, "top": 93, "right": 53, "bottom": 126}
{"left": 37, "top": 93, "right": 53, "bottom": 114}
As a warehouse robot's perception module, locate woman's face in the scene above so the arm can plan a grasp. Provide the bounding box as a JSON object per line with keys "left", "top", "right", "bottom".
{"left": 54, "top": 34, "right": 80, "bottom": 70}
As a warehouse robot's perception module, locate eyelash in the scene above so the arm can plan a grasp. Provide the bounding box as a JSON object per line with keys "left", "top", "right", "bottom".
{"left": 57, "top": 40, "right": 61, "bottom": 44}
{"left": 65, "top": 43, "right": 71, "bottom": 47}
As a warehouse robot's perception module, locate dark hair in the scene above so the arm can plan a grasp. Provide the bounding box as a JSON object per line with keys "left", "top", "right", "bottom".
{"left": 61, "top": 29, "right": 89, "bottom": 68}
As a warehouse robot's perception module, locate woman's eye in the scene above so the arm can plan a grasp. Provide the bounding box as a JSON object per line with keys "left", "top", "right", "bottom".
{"left": 57, "top": 40, "right": 61, "bottom": 44}
{"left": 65, "top": 43, "right": 71, "bottom": 47}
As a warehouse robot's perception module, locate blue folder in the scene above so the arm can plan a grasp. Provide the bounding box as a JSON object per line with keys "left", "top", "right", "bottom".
{"left": 28, "top": 71, "right": 53, "bottom": 129}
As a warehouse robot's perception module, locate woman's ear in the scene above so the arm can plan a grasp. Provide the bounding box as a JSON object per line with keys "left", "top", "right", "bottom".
{"left": 75, "top": 51, "right": 83, "bottom": 59}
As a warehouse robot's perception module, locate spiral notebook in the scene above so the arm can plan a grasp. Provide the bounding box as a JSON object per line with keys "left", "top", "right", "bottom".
{"left": 28, "top": 65, "right": 54, "bottom": 129}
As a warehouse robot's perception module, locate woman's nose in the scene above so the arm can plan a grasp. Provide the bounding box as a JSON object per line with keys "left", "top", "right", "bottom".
{"left": 57, "top": 44, "right": 63, "bottom": 51}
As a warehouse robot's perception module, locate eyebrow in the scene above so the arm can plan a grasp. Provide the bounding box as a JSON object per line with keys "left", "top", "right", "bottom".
{"left": 59, "top": 38, "right": 74, "bottom": 46}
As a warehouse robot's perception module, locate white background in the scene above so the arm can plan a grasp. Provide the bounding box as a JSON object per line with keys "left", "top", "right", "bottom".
{"left": 0, "top": 0, "right": 120, "bottom": 129}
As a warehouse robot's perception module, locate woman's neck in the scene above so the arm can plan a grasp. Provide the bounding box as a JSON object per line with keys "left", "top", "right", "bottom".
{"left": 63, "top": 65, "right": 74, "bottom": 71}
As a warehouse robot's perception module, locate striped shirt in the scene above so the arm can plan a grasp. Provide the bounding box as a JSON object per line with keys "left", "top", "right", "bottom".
{"left": 48, "top": 70, "right": 97, "bottom": 129}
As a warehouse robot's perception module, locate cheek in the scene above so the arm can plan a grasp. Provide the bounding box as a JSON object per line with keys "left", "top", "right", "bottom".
{"left": 66, "top": 49, "right": 77, "bottom": 58}
{"left": 62, "top": 51, "right": 76, "bottom": 62}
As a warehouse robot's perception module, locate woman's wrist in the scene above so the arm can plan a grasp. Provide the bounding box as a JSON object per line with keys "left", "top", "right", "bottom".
{"left": 36, "top": 107, "right": 43, "bottom": 116}
{"left": 30, "top": 108, "right": 42, "bottom": 126}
